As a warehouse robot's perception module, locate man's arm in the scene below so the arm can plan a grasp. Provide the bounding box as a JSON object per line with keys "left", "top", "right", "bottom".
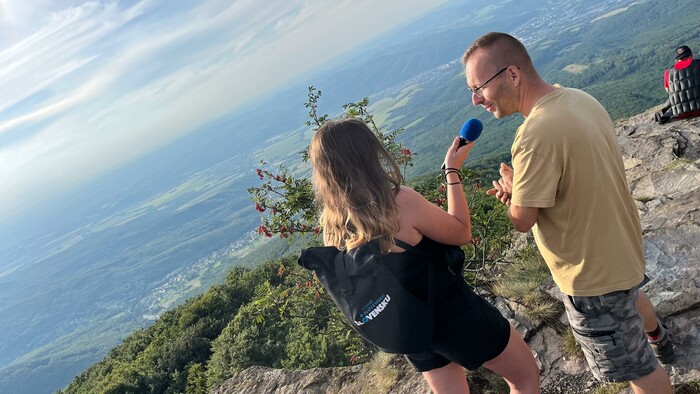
{"left": 508, "top": 205, "right": 538, "bottom": 233}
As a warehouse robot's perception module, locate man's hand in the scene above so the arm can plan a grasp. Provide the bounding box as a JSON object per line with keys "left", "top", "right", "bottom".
{"left": 486, "top": 163, "right": 514, "bottom": 205}
{"left": 486, "top": 163, "right": 538, "bottom": 231}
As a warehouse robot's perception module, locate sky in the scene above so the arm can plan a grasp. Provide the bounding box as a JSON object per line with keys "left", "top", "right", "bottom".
{"left": 0, "top": 0, "right": 446, "bottom": 224}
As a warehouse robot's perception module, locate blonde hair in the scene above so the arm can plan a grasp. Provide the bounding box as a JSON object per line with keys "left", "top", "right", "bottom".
{"left": 309, "top": 118, "right": 402, "bottom": 251}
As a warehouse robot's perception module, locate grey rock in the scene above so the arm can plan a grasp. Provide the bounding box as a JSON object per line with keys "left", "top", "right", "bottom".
{"left": 211, "top": 359, "right": 431, "bottom": 394}
{"left": 618, "top": 112, "right": 700, "bottom": 370}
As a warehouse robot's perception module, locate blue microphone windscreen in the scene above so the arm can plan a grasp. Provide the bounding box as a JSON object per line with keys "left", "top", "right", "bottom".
{"left": 460, "top": 118, "right": 483, "bottom": 142}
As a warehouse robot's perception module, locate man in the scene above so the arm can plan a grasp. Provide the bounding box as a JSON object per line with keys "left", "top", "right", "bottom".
{"left": 663, "top": 45, "right": 700, "bottom": 119}
{"left": 462, "top": 32, "right": 674, "bottom": 393}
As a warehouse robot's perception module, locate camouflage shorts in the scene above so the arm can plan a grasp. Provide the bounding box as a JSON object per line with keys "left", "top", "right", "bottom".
{"left": 562, "top": 283, "right": 657, "bottom": 382}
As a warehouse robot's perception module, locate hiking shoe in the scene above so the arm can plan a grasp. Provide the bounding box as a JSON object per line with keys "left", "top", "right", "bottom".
{"left": 648, "top": 321, "right": 675, "bottom": 364}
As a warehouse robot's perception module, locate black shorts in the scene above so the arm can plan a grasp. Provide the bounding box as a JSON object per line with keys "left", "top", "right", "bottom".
{"left": 404, "top": 283, "right": 511, "bottom": 372}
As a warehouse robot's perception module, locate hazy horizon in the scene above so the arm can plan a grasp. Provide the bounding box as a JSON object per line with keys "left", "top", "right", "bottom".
{"left": 0, "top": 0, "right": 446, "bottom": 228}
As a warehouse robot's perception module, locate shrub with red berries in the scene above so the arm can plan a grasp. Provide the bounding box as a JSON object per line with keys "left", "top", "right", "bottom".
{"left": 248, "top": 86, "right": 414, "bottom": 240}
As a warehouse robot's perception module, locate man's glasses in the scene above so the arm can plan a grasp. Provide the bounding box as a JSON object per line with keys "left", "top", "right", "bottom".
{"left": 468, "top": 66, "right": 510, "bottom": 98}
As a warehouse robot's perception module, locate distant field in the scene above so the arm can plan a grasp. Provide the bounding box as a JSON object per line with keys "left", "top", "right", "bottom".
{"left": 563, "top": 64, "right": 589, "bottom": 74}
{"left": 369, "top": 86, "right": 420, "bottom": 127}
{"left": 591, "top": 6, "right": 633, "bottom": 23}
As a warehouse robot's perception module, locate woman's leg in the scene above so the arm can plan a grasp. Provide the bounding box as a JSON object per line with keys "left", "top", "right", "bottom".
{"left": 482, "top": 324, "right": 540, "bottom": 394}
{"left": 422, "top": 362, "right": 470, "bottom": 394}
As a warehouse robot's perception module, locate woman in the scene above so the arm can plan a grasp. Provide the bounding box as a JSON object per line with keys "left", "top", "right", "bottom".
{"left": 309, "top": 118, "right": 539, "bottom": 394}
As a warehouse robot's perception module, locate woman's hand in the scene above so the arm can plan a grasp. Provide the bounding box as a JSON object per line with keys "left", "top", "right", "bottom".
{"left": 443, "top": 137, "right": 474, "bottom": 169}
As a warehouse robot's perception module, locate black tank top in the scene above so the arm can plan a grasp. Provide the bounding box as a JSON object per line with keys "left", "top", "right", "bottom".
{"left": 382, "top": 236, "right": 464, "bottom": 301}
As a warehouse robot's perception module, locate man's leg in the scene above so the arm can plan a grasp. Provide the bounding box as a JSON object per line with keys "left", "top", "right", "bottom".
{"left": 561, "top": 288, "right": 670, "bottom": 390}
{"left": 662, "top": 97, "right": 672, "bottom": 112}
{"left": 655, "top": 98, "right": 673, "bottom": 123}
{"left": 637, "top": 290, "right": 675, "bottom": 363}
{"left": 636, "top": 290, "right": 659, "bottom": 332}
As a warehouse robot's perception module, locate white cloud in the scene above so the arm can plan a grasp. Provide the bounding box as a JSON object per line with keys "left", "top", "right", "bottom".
{"left": 0, "top": 2, "right": 144, "bottom": 112}
{"left": 0, "top": 0, "right": 446, "bottom": 221}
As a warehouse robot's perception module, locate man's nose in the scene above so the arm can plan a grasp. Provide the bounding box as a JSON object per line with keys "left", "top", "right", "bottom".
{"left": 472, "top": 92, "right": 483, "bottom": 106}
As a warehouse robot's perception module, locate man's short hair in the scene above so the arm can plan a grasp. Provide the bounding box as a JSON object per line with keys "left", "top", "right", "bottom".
{"left": 461, "top": 32, "right": 533, "bottom": 72}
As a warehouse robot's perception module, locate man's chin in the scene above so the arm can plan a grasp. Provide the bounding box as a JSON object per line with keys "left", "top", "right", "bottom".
{"left": 494, "top": 109, "right": 516, "bottom": 119}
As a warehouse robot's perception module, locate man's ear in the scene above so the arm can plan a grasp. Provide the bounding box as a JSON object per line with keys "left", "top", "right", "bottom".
{"left": 509, "top": 66, "right": 520, "bottom": 87}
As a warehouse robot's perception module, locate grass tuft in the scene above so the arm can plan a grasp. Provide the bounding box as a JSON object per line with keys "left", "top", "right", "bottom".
{"left": 664, "top": 157, "right": 693, "bottom": 171}
{"left": 527, "top": 300, "right": 563, "bottom": 322}
{"left": 674, "top": 380, "right": 700, "bottom": 394}
{"left": 491, "top": 246, "right": 559, "bottom": 322}
{"left": 561, "top": 327, "right": 584, "bottom": 360}
{"left": 593, "top": 382, "right": 629, "bottom": 394}
{"left": 365, "top": 352, "right": 400, "bottom": 393}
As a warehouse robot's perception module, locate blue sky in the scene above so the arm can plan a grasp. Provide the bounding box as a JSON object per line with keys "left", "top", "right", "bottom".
{"left": 0, "top": 0, "right": 446, "bottom": 221}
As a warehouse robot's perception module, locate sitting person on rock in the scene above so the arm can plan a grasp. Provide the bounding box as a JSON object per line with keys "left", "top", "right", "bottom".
{"left": 658, "top": 45, "right": 700, "bottom": 122}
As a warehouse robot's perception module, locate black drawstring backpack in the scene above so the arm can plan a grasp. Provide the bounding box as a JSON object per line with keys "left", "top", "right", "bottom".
{"left": 298, "top": 238, "right": 463, "bottom": 354}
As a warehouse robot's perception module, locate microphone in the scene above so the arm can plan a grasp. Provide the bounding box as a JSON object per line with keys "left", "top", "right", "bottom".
{"left": 442, "top": 118, "right": 483, "bottom": 171}
{"left": 459, "top": 118, "right": 483, "bottom": 147}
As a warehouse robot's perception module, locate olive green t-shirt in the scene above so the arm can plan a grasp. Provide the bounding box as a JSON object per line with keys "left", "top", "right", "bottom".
{"left": 510, "top": 87, "right": 645, "bottom": 296}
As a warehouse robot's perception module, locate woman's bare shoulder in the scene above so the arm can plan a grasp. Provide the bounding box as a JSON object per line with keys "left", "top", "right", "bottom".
{"left": 396, "top": 186, "right": 430, "bottom": 215}
{"left": 396, "top": 186, "right": 424, "bottom": 204}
